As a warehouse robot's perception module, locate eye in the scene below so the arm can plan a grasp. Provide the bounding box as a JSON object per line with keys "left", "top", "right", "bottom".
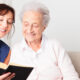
{"left": 7, "top": 19, "right": 13, "bottom": 25}
{"left": 25, "top": 23, "right": 28, "bottom": 26}
{"left": 33, "top": 24, "right": 38, "bottom": 28}
{"left": 0, "top": 19, "right": 3, "bottom": 22}
{"left": 7, "top": 21, "right": 13, "bottom": 25}
{"left": 24, "top": 22, "right": 29, "bottom": 27}
{"left": 0, "top": 16, "right": 3, "bottom": 22}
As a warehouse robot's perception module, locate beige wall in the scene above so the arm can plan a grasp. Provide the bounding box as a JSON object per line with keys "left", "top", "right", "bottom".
{"left": 68, "top": 52, "right": 80, "bottom": 77}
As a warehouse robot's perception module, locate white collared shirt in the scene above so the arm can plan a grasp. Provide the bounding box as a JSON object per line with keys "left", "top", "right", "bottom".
{"left": 10, "top": 35, "right": 79, "bottom": 80}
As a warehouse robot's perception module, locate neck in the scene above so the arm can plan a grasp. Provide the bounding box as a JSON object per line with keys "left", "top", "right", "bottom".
{"left": 26, "top": 38, "right": 42, "bottom": 52}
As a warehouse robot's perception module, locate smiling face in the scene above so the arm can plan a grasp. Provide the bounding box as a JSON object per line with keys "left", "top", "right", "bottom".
{"left": 22, "top": 11, "right": 45, "bottom": 42}
{"left": 0, "top": 11, "right": 13, "bottom": 38}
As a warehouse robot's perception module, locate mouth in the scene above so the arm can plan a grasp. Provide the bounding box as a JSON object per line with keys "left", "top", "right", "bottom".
{"left": 28, "top": 33, "right": 36, "bottom": 36}
{"left": 0, "top": 29, "right": 7, "bottom": 32}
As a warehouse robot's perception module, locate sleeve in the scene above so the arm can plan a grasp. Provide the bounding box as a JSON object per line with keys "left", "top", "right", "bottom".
{"left": 55, "top": 42, "right": 80, "bottom": 80}
{"left": 0, "top": 43, "right": 10, "bottom": 62}
{"left": 4, "top": 50, "right": 11, "bottom": 64}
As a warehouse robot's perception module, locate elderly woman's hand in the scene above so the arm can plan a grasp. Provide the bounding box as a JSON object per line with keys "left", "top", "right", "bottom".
{"left": 0, "top": 72, "right": 15, "bottom": 80}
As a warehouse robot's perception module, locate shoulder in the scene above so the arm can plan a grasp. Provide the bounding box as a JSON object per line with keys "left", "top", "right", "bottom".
{"left": 0, "top": 40, "right": 10, "bottom": 62}
{"left": 46, "top": 38, "right": 65, "bottom": 56}
{"left": 0, "top": 40, "right": 10, "bottom": 50}
{"left": 11, "top": 42, "right": 21, "bottom": 49}
{"left": 10, "top": 40, "right": 24, "bottom": 63}
{"left": 46, "top": 38, "right": 62, "bottom": 47}
{"left": 11, "top": 40, "right": 24, "bottom": 52}
{"left": 43, "top": 35, "right": 62, "bottom": 48}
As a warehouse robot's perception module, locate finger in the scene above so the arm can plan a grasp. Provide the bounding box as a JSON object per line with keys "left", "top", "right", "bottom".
{"left": 0, "top": 72, "right": 11, "bottom": 80}
{"left": 4, "top": 73, "right": 15, "bottom": 80}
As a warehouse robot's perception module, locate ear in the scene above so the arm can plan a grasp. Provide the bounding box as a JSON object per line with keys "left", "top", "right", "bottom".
{"left": 42, "top": 26, "right": 46, "bottom": 32}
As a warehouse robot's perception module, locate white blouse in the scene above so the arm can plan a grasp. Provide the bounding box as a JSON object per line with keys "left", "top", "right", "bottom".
{"left": 10, "top": 35, "right": 80, "bottom": 80}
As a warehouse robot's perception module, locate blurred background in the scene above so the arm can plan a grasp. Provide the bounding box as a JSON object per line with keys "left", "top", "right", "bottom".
{"left": 0, "top": 0, "right": 80, "bottom": 52}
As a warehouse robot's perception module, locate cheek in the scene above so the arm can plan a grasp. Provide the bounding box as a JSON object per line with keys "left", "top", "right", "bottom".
{"left": 38, "top": 27, "right": 44, "bottom": 34}
{"left": 7, "top": 26, "right": 12, "bottom": 33}
{"left": 35, "top": 29, "right": 43, "bottom": 37}
{"left": 23, "top": 27, "right": 26, "bottom": 33}
{"left": 22, "top": 27, "right": 27, "bottom": 37}
{"left": 0, "top": 24, "right": 2, "bottom": 26}
{"left": 22, "top": 26, "right": 25, "bottom": 32}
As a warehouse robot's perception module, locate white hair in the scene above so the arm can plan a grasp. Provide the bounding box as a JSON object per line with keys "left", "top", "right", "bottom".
{"left": 20, "top": 1, "right": 50, "bottom": 27}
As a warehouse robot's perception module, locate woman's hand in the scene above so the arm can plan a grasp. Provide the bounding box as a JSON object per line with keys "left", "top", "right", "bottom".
{"left": 0, "top": 72, "right": 15, "bottom": 80}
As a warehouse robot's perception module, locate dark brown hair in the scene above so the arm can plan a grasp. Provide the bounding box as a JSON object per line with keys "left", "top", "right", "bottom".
{"left": 0, "top": 3, "right": 15, "bottom": 23}
{"left": 0, "top": 4, "right": 15, "bottom": 38}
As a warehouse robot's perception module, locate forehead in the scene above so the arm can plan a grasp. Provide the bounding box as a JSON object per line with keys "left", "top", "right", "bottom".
{"left": 0, "top": 11, "right": 13, "bottom": 18}
{"left": 23, "top": 11, "right": 43, "bottom": 21}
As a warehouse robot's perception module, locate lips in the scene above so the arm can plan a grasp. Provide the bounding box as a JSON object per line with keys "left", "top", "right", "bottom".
{"left": 28, "top": 33, "right": 36, "bottom": 36}
{"left": 0, "top": 28, "right": 7, "bottom": 32}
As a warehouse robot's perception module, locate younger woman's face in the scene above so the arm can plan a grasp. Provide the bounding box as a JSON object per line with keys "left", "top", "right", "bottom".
{"left": 0, "top": 11, "right": 13, "bottom": 38}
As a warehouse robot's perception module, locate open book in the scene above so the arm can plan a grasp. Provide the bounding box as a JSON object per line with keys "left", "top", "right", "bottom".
{"left": 0, "top": 62, "right": 33, "bottom": 80}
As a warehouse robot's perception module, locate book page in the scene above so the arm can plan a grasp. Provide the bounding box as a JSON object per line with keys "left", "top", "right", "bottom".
{"left": 0, "top": 62, "right": 8, "bottom": 69}
{"left": 9, "top": 63, "right": 32, "bottom": 68}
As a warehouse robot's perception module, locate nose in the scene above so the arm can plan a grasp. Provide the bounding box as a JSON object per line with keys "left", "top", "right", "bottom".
{"left": 27, "top": 26, "right": 33, "bottom": 33}
{"left": 2, "top": 20, "right": 8, "bottom": 28}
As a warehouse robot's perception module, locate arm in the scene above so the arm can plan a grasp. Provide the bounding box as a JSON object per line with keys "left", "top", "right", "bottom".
{"left": 57, "top": 45, "right": 80, "bottom": 80}
{"left": 4, "top": 50, "right": 11, "bottom": 65}
{"left": 2, "top": 50, "right": 15, "bottom": 80}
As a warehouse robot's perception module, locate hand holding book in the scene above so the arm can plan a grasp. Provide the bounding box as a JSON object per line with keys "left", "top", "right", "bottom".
{"left": 0, "top": 62, "right": 33, "bottom": 80}
{"left": 0, "top": 72, "right": 15, "bottom": 80}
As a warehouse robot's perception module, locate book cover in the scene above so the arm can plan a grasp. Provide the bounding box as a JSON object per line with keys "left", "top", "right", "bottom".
{"left": 0, "top": 62, "right": 33, "bottom": 80}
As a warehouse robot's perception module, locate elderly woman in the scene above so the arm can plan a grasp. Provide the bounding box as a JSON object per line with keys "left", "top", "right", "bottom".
{"left": 10, "top": 2, "right": 80, "bottom": 80}
{"left": 0, "top": 4, "right": 15, "bottom": 80}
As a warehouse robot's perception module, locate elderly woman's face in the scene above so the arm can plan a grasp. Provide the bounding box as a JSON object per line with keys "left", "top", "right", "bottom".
{"left": 0, "top": 11, "right": 13, "bottom": 38}
{"left": 22, "top": 11, "right": 45, "bottom": 42}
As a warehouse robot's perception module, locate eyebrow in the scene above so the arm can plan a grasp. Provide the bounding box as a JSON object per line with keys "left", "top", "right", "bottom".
{"left": 0, "top": 16, "right": 3, "bottom": 18}
{"left": 8, "top": 18, "right": 13, "bottom": 20}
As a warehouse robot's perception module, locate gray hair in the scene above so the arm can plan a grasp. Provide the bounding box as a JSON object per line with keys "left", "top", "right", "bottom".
{"left": 20, "top": 1, "right": 50, "bottom": 27}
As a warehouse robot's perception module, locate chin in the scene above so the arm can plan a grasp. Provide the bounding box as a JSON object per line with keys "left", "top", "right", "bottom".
{"left": 0, "top": 34, "right": 6, "bottom": 38}
{"left": 25, "top": 35, "right": 35, "bottom": 41}
{"left": 26, "top": 38, "right": 35, "bottom": 42}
